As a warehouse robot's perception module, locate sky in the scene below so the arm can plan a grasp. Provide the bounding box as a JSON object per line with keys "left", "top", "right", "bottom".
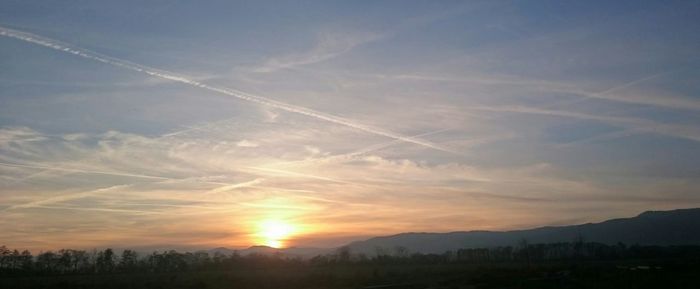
{"left": 1, "top": 1, "right": 699, "bottom": 252}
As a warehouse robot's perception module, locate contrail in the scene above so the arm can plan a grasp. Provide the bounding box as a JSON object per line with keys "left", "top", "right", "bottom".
{"left": 270, "top": 128, "right": 451, "bottom": 168}
{"left": 204, "top": 178, "right": 264, "bottom": 195}
{"left": 33, "top": 205, "right": 163, "bottom": 215}
{"left": 6, "top": 184, "right": 130, "bottom": 210}
{"left": 0, "top": 26, "right": 458, "bottom": 155}
{"left": 244, "top": 166, "right": 353, "bottom": 184}
{"left": 0, "top": 161, "right": 170, "bottom": 180}
{"left": 545, "top": 69, "right": 683, "bottom": 110}
{"left": 0, "top": 161, "right": 247, "bottom": 187}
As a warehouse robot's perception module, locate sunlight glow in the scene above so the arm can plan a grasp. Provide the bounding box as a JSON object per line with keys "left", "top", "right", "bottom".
{"left": 257, "top": 219, "right": 296, "bottom": 248}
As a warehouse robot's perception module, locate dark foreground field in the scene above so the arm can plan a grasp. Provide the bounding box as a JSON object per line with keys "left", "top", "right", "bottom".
{"left": 2, "top": 261, "right": 699, "bottom": 289}
{"left": 3, "top": 242, "right": 700, "bottom": 289}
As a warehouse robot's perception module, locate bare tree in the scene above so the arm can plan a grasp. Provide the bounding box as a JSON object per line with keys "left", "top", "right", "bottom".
{"left": 119, "top": 250, "right": 139, "bottom": 271}
{"left": 0, "top": 246, "right": 10, "bottom": 269}
{"left": 96, "top": 249, "right": 116, "bottom": 272}
{"left": 336, "top": 246, "right": 351, "bottom": 262}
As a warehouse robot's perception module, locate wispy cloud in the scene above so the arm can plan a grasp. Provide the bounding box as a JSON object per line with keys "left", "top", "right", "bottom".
{"left": 268, "top": 128, "right": 451, "bottom": 168}
{"left": 466, "top": 105, "right": 700, "bottom": 143}
{"left": 1, "top": 1, "right": 699, "bottom": 251}
{"left": 205, "top": 178, "right": 264, "bottom": 195}
{"left": 236, "top": 139, "right": 259, "bottom": 148}
{"left": 0, "top": 26, "right": 456, "bottom": 155}
{"left": 549, "top": 69, "right": 700, "bottom": 111}
{"left": 7, "top": 184, "right": 131, "bottom": 210}
{"left": 255, "top": 30, "right": 381, "bottom": 73}
{"left": 32, "top": 205, "right": 162, "bottom": 215}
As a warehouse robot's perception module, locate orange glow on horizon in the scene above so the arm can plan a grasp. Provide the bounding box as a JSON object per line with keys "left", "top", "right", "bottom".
{"left": 255, "top": 219, "right": 298, "bottom": 248}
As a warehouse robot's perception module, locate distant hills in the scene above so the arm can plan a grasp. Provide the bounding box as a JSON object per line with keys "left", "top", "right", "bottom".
{"left": 346, "top": 208, "right": 700, "bottom": 255}
{"left": 211, "top": 208, "right": 700, "bottom": 257}
{"left": 209, "top": 245, "right": 333, "bottom": 259}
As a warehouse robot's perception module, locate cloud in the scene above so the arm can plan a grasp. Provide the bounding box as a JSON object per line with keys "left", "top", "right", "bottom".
{"left": 0, "top": 161, "right": 172, "bottom": 181}
{"left": 548, "top": 69, "right": 700, "bottom": 112}
{"left": 33, "top": 205, "right": 161, "bottom": 215}
{"left": 254, "top": 30, "right": 381, "bottom": 73}
{"left": 236, "top": 139, "right": 259, "bottom": 148}
{"left": 466, "top": 105, "right": 700, "bottom": 143}
{"left": 268, "top": 128, "right": 452, "bottom": 168}
{"left": 0, "top": 127, "right": 46, "bottom": 145}
{"left": 205, "top": 178, "right": 264, "bottom": 195}
{"left": 261, "top": 106, "right": 280, "bottom": 123}
{"left": 0, "top": 122, "right": 697, "bottom": 251}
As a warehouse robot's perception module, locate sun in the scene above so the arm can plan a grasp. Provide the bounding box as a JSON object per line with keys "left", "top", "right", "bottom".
{"left": 257, "top": 219, "right": 296, "bottom": 248}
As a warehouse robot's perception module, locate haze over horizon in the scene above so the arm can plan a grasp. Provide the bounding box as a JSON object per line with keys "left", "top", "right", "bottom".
{"left": 1, "top": 1, "right": 699, "bottom": 252}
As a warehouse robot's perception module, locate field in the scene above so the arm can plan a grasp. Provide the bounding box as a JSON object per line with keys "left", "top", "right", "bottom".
{"left": 2, "top": 260, "right": 699, "bottom": 289}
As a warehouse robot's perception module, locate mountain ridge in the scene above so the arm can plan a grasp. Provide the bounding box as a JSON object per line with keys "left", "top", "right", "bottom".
{"left": 205, "top": 208, "right": 700, "bottom": 257}
{"left": 346, "top": 208, "right": 700, "bottom": 255}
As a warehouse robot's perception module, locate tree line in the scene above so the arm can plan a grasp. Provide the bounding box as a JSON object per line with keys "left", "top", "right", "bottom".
{"left": 2, "top": 241, "right": 700, "bottom": 276}
{"left": 314, "top": 241, "right": 700, "bottom": 265}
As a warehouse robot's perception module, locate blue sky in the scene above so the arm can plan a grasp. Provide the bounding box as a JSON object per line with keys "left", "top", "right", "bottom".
{"left": 1, "top": 1, "right": 699, "bottom": 251}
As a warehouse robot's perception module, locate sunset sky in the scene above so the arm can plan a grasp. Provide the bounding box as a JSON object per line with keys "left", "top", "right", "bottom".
{"left": 1, "top": 1, "right": 699, "bottom": 252}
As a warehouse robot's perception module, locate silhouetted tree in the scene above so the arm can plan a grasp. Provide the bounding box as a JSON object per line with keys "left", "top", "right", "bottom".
{"left": 57, "top": 249, "right": 73, "bottom": 273}
{"left": 18, "top": 250, "right": 33, "bottom": 271}
{"left": 573, "top": 234, "right": 586, "bottom": 259}
{"left": 0, "top": 246, "right": 10, "bottom": 269}
{"left": 119, "top": 249, "right": 138, "bottom": 271}
{"left": 393, "top": 246, "right": 409, "bottom": 258}
{"left": 336, "top": 246, "right": 351, "bottom": 262}
{"left": 36, "top": 251, "right": 59, "bottom": 272}
{"left": 518, "top": 238, "right": 531, "bottom": 266}
{"left": 3, "top": 241, "right": 700, "bottom": 276}
{"left": 189, "top": 251, "right": 211, "bottom": 269}
{"left": 96, "top": 248, "right": 115, "bottom": 272}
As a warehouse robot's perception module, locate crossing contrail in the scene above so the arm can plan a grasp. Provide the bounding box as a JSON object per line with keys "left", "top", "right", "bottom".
{"left": 269, "top": 128, "right": 451, "bottom": 168}
{"left": 0, "top": 161, "right": 170, "bottom": 181}
{"left": 6, "top": 184, "right": 130, "bottom": 210}
{"left": 0, "top": 26, "right": 459, "bottom": 155}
